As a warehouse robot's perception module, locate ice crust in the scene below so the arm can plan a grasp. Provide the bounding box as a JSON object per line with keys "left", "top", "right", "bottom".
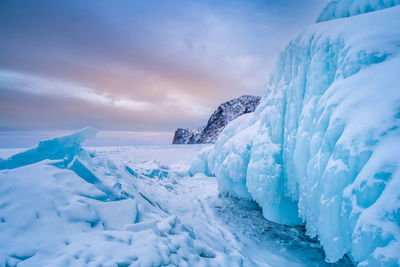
{"left": 317, "top": 0, "right": 400, "bottom": 22}
{"left": 190, "top": 5, "right": 400, "bottom": 266}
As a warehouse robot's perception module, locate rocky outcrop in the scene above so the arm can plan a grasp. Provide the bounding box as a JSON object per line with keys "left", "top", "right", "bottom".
{"left": 172, "top": 95, "right": 261, "bottom": 144}
{"left": 172, "top": 127, "right": 204, "bottom": 145}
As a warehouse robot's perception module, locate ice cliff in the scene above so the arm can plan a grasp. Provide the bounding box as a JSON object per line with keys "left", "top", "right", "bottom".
{"left": 190, "top": 3, "right": 400, "bottom": 266}
{"left": 317, "top": 0, "right": 400, "bottom": 22}
{"left": 173, "top": 95, "right": 261, "bottom": 144}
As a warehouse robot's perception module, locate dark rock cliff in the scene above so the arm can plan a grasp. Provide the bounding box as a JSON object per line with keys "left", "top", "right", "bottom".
{"left": 172, "top": 95, "right": 261, "bottom": 144}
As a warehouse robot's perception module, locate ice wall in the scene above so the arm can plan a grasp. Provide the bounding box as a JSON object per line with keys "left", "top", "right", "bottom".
{"left": 190, "top": 5, "right": 400, "bottom": 266}
{"left": 317, "top": 0, "right": 400, "bottom": 22}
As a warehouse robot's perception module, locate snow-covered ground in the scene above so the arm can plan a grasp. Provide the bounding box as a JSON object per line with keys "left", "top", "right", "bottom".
{"left": 0, "top": 129, "right": 353, "bottom": 266}
{"left": 91, "top": 145, "right": 354, "bottom": 266}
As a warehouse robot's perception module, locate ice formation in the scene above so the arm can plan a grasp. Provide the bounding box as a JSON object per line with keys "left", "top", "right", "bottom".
{"left": 190, "top": 4, "right": 400, "bottom": 266}
{"left": 0, "top": 130, "right": 346, "bottom": 266}
{"left": 0, "top": 130, "right": 235, "bottom": 266}
{"left": 317, "top": 0, "right": 400, "bottom": 22}
{"left": 0, "top": 127, "right": 98, "bottom": 170}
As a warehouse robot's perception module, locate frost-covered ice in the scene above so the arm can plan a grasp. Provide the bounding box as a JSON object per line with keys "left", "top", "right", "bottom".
{"left": 190, "top": 4, "right": 400, "bottom": 266}
{"left": 0, "top": 130, "right": 352, "bottom": 266}
{"left": 317, "top": 0, "right": 400, "bottom": 22}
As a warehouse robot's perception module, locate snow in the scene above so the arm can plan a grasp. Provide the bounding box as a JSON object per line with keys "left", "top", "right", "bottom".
{"left": 317, "top": 0, "right": 400, "bottom": 22}
{"left": 0, "top": 130, "right": 354, "bottom": 266}
{"left": 190, "top": 5, "right": 400, "bottom": 266}
{"left": 0, "top": 131, "right": 215, "bottom": 266}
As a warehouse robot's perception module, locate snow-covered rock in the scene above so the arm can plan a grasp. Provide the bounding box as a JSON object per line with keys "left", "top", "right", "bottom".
{"left": 172, "top": 95, "right": 261, "bottom": 144}
{"left": 190, "top": 4, "right": 400, "bottom": 266}
{"left": 172, "top": 126, "right": 204, "bottom": 145}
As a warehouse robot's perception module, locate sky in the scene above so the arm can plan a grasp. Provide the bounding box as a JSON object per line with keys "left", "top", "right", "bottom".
{"left": 0, "top": 0, "right": 328, "bottom": 147}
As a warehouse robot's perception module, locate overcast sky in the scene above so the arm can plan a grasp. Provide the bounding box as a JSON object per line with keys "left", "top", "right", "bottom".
{"left": 0, "top": 0, "right": 328, "bottom": 146}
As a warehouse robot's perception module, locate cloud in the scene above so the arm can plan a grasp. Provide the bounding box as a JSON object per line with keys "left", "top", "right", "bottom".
{"left": 0, "top": 71, "right": 212, "bottom": 132}
{"left": 0, "top": 70, "right": 152, "bottom": 111}
{"left": 0, "top": 0, "right": 328, "bottom": 137}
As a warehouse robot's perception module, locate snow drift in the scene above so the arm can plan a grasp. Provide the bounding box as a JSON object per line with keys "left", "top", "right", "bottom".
{"left": 0, "top": 129, "right": 237, "bottom": 266}
{"left": 190, "top": 3, "right": 400, "bottom": 266}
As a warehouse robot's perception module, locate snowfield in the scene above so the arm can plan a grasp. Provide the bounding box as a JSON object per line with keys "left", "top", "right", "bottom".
{"left": 190, "top": 2, "right": 400, "bottom": 266}
{"left": 0, "top": 129, "right": 353, "bottom": 266}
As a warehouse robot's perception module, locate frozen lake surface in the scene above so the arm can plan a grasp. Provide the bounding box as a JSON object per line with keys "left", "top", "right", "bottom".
{"left": 0, "top": 141, "right": 353, "bottom": 266}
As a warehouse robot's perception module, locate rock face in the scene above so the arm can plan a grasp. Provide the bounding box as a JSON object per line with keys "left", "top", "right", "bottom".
{"left": 172, "top": 95, "right": 261, "bottom": 144}
{"left": 172, "top": 127, "right": 204, "bottom": 145}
